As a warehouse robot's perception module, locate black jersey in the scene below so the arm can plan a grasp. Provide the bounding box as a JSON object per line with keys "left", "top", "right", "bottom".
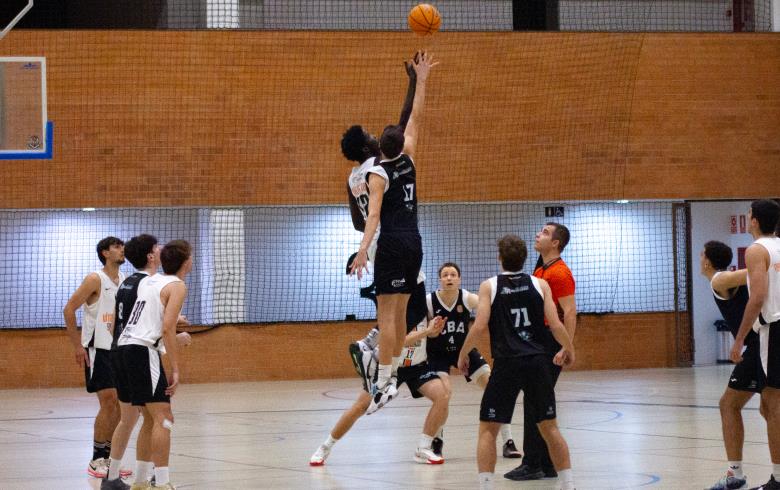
{"left": 488, "top": 272, "right": 548, "bottom": 359}
{"left": 366, "top": 154, "right": 419, "bottom": 234}
{"left": 112, "top": 272, "right": 148, "bottom": 349}
{"left": 426, "top": 290, "right": 474, "bottom": 357}
{"left": 712, "top": 278, "right": 758, "bottom": 343}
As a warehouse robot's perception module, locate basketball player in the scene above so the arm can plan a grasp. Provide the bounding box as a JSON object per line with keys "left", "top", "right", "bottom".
{"left": 730, "top": 199, "right": 780, "bottom": 490}
{"left": 700, "top": 241, "right": 764, "bottom": 490}
{"left": 115, "top": 240, "right": 192, "bottom": 490}
{"left": 425, "top": 262, "right": 521, "bottom": 459}
{"left": 505, "top": 222, "right": 576, "bottom": 481}
{"left": 458, "top": 235, "right": 576, "bottom": 490}
{"left": 310, "top": 315, "right": 448, "bottom": 466}
{"left": 350, "top": 51, "right": 437, "bottom": 413}
{"left": 63, "top": 236, "right": 130, "bottom": 479}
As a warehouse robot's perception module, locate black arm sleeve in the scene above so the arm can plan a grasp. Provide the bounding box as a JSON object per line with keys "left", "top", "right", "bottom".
{"left": 347, "top": 182, "right": 366, "bottom": 232}
{"left": 398, "top": 65, "right": 416, "bottom": 130}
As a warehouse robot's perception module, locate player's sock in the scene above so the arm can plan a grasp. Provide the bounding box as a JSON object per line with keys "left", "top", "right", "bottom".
{"left": 93, "top": 440, "right": 107, "bottom": 461}
{"left": 558, "top": 469, "right": 574, "bottom": 490}
{"left": 727, "top": 461, "right": 743, "bottom": 478}
{"left": 104, "top": 440, "right": 112, "bottom": 460}
{"left": 154, "top": 467, "right": 170, "bottom": 486}
{"left": 418, "top": 434, "right": 433, "bottom": 450}
{"left": 135, "top": 460, "right": 154, "bottom": 483}
{"left": 107, "top": 457, "right": 122, "bottom": 480}
{"left": 377, "top": 364, "right": 391, "bottom": 388}
{"left": 391, "top": 356, "right": 401, "bottom": 376}
{"left": 500, "top": 424, "right": 513, "bottom": 443}
{"left": 436, "top": 426, "right": 444, "bottom": 438}
{"left": 323, "top": 434, "right": 338, "bottom": 448}
{"left": 478, "top": 472, "right": 494, "bottom": 490}
{"left": 773, "top": 463, "right": 780, "bottom": 480}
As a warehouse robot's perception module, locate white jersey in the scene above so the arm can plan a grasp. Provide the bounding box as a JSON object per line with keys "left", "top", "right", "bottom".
{"left": 751, "top": 236, "right": 780, "bottom": 325}
{"left": 118, "top": 274, "right": 182, "bottom": 349}
{"left": 81, "top": 270, "right": 124, "bottom": 350}
{"left": 400, "top": 317, "right": 429, "bottom": 367}
{"left": 349, "top": 157, "right": 380, "bottom": 261}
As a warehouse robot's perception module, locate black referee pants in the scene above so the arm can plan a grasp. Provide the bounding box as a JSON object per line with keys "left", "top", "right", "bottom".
{"left": 521, "top": 360, "right": 562, "bottom": 470}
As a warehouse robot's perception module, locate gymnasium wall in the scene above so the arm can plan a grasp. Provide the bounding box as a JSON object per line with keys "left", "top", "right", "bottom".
{"left": 0, "top": 312, "right": 678, "bottom": 389}
{"left": 0, "top": 31, "right": 777, "bottom": 208}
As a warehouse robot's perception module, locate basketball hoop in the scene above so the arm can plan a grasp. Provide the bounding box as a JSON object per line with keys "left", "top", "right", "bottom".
{"left": 0, "top": 1, "right": 34, "bottom": 42}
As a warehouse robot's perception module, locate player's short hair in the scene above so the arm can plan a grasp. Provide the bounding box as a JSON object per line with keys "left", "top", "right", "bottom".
{"left": 96, "top": 236, "right": 123, "bottom": 265}
{"left": 124, "top": 234, "right": 158, "bottom": 270}
{"left": 379, "top": 124, "right": 405, "bottom": 159}
{"left": 497, "top": 235, "right": 527, "bottom": 271}
{"left": 703, "top": 241, "right": 733, "bottom": 271}
{"left": 341, "top": 125, "right": 370, "bottom": 162}
{"left": 546, "top": 222, "right": 570, "bottom": 252}
{"left": 751, "top": 199, "right": 780, "bottom": 235}
{"left": 161, "top": 240, "right": 192, "bottom": 275}
{"left": 438, "top": 261, "right": 461, "bottom": 277}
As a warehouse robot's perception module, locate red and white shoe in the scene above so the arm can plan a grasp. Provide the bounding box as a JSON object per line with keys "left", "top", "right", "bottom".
{"left": 309, "top": 444, "right": 331, "bottom": 466}
{"left": 119, "top": 468, "right": 133, "bottom": 478}
{"left": 414, "top": 447, "right": 444, "bottom": 465}
{"left": 87, "top": 458, "right": 109, "bottom": 478}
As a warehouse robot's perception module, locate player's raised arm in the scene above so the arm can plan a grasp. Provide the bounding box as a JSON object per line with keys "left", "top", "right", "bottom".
{"left": 403, "top": 51, "right": 438, "bottom": 160}
{"left": 398, "top": 56, "right": 417, "bottom": 130}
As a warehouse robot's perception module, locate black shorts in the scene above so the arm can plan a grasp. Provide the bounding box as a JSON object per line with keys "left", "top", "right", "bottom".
{"left": 428, "top": 348, "right": 488, "bottom": 382}
{"left": 728, "top": 339, "right": 765, "bottom": 393}
{"left": 84, "top": 347, "right": 115, "bottom": 393}
{"left": 761, "top": 321, "right": 780, "bottom": 389}
{"left": 397, "top": 362, "right": 440, "bottom": 398}
{"left": 374, "top": 233, "right": 422, "bottom": 295}
{"left": 480, "top": 354, "right": 557, "bottom": 424}
{"left": 115, "top": 344, "right": 170, "bottom": 406}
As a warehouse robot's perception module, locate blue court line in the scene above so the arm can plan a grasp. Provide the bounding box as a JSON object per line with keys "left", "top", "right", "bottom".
{"left": 0, "top": 121, "right": 53, "bottom": 160}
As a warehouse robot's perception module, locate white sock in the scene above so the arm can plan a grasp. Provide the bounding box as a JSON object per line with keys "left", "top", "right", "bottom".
{"left": 135, "top": 460, "right": 154, "bottom": 483}
{"left": 728, "top": 461, "right": 743, "bottom": 478}
{"left": 558, "top": 468, "right": 574, "bottom": 490}
{"left": 500, "top": 424, "right": 512, "bottom": 443}
{"left": 435, "top": 426, "right": 444, "bottom": 438}
{"left": 773, "top": 463, "right": 780, "bottom": 479}
{"left": 107, "top": 457, "right": 122, "bottom": 480}
{"left": 418, "top": 434, "right": 433, "bottom": 450}
{"left": 154, "top": 466, "right": 170, "bottom": 486}
{"left": 323, "top": 435, "right": 338, "bottom": 448}
{"left": 478, "top": 472, "right": 494, "bottom": 490}
{"left": 377, "top": 364, "right": 391, "bottom": 387}
{"left": 391, "top": 356, "right": 401, "bottom": 376}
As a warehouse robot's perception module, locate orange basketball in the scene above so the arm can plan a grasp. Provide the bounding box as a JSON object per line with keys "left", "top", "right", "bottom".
{"left": 408, "top": 4, "right": 441, "bottom": 36}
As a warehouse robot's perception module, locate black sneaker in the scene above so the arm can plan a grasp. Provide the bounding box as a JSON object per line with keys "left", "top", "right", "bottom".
{"left": 431, "top": 437, "right": 443, "bottom": 457}
{"left": 504, "top": 464, "right": 545, "bottom": 481}
{"left": 100, "top": 478, "right": 130, "bottom": 490}
{"left": 502, "top": 439, "right": 522, "bottom": 458}
{"left": 750, "top": 475, "right": 780, "bottom": 490}
{"left": 543, "top": 467, "right": 558, "bottom": 478}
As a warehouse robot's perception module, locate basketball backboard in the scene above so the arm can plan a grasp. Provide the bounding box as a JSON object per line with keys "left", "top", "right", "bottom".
{"left": 0, "top": 57, "right": 52, "bottom": 159}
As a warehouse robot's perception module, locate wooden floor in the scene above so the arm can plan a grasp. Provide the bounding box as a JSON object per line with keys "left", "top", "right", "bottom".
{"left": 0, "top": 365, "right": 775, "bottom": 489}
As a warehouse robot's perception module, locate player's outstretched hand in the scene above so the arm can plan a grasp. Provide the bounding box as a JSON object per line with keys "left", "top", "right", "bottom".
{"left": 426, "top": 316, "right": 445, "bottom": 337}
{"left": 404, "top": 58, "right": 417, "bottom": 81}
{"left": 349, "top": 249, "right": 369, "bottom": 280}
{"left": 412, "top": 50, "right": 439, "bottom": 82}
{"left": 457, "top": 353, "right": 470, "bottom": 375}
{"left": 166, "top": 370, "right": 180, "bottom": 396}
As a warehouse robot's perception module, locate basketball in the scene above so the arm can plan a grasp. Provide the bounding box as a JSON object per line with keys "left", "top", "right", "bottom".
{"left": 408, "top": 4, "right": 441, "bottom": 36}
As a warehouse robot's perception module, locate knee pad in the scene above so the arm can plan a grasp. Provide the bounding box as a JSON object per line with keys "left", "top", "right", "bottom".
{"left": 162, "top": 419, "right": 174, "bottom": 431}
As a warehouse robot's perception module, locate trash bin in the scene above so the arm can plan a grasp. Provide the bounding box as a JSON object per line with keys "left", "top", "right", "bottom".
{"left": 715, "top": 319, "right": 733, "bottom": 364}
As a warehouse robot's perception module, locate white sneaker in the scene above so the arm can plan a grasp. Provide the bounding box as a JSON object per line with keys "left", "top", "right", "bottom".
{"left": 309, "top": 444, "right": 331, "bottom": 466}
{"left": 366, "top": 377, "right": 398, "bottom": 415}
{"left": 88, "top": 458, "right": 109, "bottom": 478}
{"left": 414, "top": 447, "right": 444, "bottom": 465}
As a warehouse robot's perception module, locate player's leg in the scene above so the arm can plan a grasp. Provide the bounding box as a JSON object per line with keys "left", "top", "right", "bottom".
{"left": 414, "top": 374, "right": 448, "bottom": 464}
{"left": 310, "top": 391, "right": 372, "bottom": 466}
{"left": 537, "top": 419, "right": 573, "bottom": 490}
{"left": 477, "top": 421, "right": 502, "bottom": 488}
{"left": 752, "top": 323, "right": 780, "bottom": 489}
{"left": 90, "top": 387, "right": 119, "bottom": 478}
{"left": 144, "top": 402, "right": 174, "bottom": 489}
{"left": 103, "top": 401, "right": 140, "bottom": 485}
{"left": 132, "top": 408, "right": 155, "bottom": 488}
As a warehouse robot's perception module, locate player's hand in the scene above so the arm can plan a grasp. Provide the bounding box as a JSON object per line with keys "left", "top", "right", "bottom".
{"left": 176, "top": 332, "right": 192, "bottom": 347}
{"left": 426, "top": 316, "right": 444, "bottom": 337}
{"left": 730, "top": 339, "right": 744, "bottom": 364}
{"left": 166, "top": 370, "right": 180, "bottom": 396}
{"left": 74, "top": 345, "right": 89, "bottom": 368}
{"left": 457, "top": 353, "right": 470, "bottom": 375}
{"left": 404, "top": 59, "right": 417, "bottom": 81}
{"left": 412, "top": 50, "right": 439, "bottom": 82}
{"left": 177, "top": 314, "right": 190, "bottom": 326}
{"left": 349, "top": 249, "right": 369, "bottom": 280}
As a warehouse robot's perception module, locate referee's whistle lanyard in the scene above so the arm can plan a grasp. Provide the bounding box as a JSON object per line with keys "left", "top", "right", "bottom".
{"left": 541, "top": 257, "right": 561, "bottom": 271}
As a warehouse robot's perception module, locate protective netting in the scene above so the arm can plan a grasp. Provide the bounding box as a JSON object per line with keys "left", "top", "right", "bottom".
{"left": 0, "top": 201, "right": 682, "bottom": 328}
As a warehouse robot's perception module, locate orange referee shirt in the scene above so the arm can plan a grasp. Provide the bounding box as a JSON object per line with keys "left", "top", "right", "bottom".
{"left": 533, "top": 258, "right": 575, "bottom": 323}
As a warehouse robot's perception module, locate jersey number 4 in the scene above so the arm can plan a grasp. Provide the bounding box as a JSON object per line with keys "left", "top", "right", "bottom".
{"left": 127, "top": 301, "right": 146, "bottom": 326}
